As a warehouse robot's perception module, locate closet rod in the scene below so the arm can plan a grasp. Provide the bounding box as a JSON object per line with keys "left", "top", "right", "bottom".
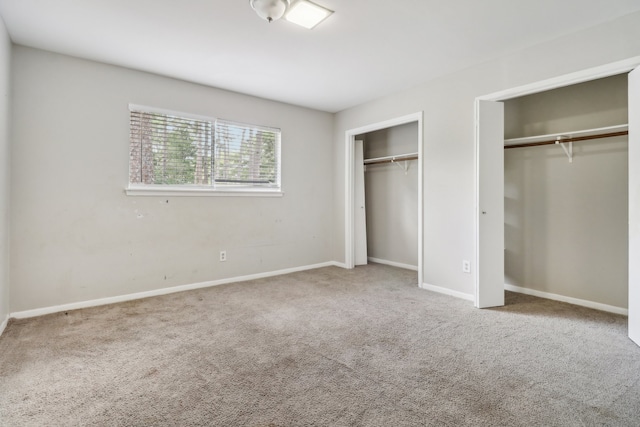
{"left": 504, "top": 130, "right": 628, "bottom": 149}
{"left": 364, "top": 155, "right": 418, "bottom": 165}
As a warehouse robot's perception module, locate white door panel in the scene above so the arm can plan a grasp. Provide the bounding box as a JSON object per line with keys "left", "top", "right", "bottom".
{"left": 354, "top": 140, "right": 368, "bottom": 266}
{"left": 629, "top": 67, "right": 640, "bottom": 346}
{"left": 476, "top": 100, "right": 505, "bottom": 308}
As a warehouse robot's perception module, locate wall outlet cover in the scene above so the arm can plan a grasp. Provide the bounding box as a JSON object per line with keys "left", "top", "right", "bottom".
{"left": 462, "top": 260, "right": 471, "bottom": 273}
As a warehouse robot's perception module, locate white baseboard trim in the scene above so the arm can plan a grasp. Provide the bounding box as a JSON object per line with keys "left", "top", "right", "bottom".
{"left": 504, "top": 284, "right": 628, "bottom": 316}
{"left": 420, "top": 282, "right": 474, "bottom": 302}
{"left": 331, "top": 261, "right": 349, "bottom": 269}
{"left": 0, "top": 314, "right": 8, "bottom": 337}
{"left": 367, "top": 257, "right": 418, "bottom": 271}
{"left": 10, "top": 261, "right": 339, "bottom": 320}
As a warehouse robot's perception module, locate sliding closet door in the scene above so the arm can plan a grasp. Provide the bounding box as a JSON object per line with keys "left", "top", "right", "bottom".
{"left": 476, "top": 100, "right": 505, "bottom": 308}
{"left": 629, "top": 67, "right": 640, "bottom": 346}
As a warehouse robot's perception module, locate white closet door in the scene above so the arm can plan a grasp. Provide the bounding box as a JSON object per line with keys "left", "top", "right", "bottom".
{"left": 354, "top": 140, "right": 368, "bottom": 265}
{"left": 476, "top": 100, "right": 505, "bottom": 308}
{"left": 629, "top": 67, "right": 640, "bottom": 346}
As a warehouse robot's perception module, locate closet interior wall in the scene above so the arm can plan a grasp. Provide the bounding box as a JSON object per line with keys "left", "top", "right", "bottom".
{"left": 358, "top": 122, "right": 418, "bottom": 269}
{"left": 504, "top": 74, "right": 629, "bottom": 309}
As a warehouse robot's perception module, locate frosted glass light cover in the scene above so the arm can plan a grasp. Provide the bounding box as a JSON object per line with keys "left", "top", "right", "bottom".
{"left": 250, "top": 0, "right": 290, "bottom": 22}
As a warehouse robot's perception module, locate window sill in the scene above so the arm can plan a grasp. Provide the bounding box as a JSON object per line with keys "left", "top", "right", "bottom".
{"left": 125, "top": 185, "right": 284, "bottom": 197}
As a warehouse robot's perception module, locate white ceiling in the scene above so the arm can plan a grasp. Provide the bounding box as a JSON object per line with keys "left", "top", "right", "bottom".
{"left": 1, "top": 0, "right": 640, "bottom": 112}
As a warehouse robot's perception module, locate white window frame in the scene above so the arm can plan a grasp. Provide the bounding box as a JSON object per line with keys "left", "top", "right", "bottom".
{"left": 125, "top": 104, "right": 283, "bottom": 197}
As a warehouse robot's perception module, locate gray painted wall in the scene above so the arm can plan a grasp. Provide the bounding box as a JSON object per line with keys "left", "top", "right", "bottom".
{"left": 360, "top": 123, "right": 418, "bottom": 267}
{"left": 4, "top": 11, "right": 640, "bottom": 316}
{"left": 333, "top": 11, "right": 640, "bottom": 296}
{"left": 504, "top": 75, "right": 628, "bottom": 308}
{"left": 10, "top": 46, "right": 334, "bottom": 312}
{"left": 504, "top": 74, "right": 628, "bottom": 138}
{"left": 0, "top": 17, "right": 10, "bottom": 323}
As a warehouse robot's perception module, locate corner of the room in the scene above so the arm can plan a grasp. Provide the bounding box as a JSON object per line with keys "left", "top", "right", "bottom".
{"left": 0, "top": 12, "right": 11, "bottom": 336}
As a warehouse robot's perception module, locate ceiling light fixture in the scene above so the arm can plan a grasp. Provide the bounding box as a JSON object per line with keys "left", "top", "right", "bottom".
{"left": 250, "top": 0, "right": 290, "bottom": 23}
{"left": 285, "top": 0, "right": 333, "bottom": 29}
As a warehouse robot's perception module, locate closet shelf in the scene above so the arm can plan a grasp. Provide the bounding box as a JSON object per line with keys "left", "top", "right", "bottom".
{"left": 504, "top": 124, "right": 628, "bottom": 149}
{"left": 363, "top": 152, "right": 419, "bottom": 165}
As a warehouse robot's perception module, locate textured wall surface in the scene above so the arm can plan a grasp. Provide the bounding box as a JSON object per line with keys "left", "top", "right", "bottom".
{"left": 333, "top": 12, "right": 640, "bottom": 295}
{"left": 10, "top": 47, "right": 334, "bottom": 312}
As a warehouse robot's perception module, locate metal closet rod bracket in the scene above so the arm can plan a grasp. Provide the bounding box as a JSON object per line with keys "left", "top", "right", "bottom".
{"left": 391, "top": 158, "right": 410, "bottom": 174}
{"left": 556, "top": 136, "right": 573, "bottom": 163}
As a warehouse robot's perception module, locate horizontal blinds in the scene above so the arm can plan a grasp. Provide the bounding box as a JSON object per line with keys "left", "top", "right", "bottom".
{"left": 129, "top": 108, "right": 281, "bottom": 189}
{"left": 130, "top": 110, "right": 212, "bottom": 185}
{"left": 214, "top": 119, "right": 280, "bottom": 187}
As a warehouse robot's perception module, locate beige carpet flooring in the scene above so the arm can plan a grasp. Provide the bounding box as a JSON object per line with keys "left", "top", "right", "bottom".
{"left": 1, "top": 264, "right": 639, "bottom": 426}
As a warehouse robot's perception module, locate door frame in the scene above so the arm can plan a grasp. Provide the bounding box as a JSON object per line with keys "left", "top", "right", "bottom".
{"left": 345, "top": 112, "right": 424, "bottom": 285}
{"left": 475, "top": 56, "right": 640, "bottom": 309}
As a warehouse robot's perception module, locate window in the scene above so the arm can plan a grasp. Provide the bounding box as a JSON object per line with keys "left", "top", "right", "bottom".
{"left": 128, "top": 105, "right": 281, "bottom": 195}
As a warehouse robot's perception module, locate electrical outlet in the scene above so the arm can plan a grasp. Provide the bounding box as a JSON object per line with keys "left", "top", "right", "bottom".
{"left": 462, "top": 260, "right": 471, "bottom": 273}
{"left": 220, "top": 250, "right": 227, "bottom": 262}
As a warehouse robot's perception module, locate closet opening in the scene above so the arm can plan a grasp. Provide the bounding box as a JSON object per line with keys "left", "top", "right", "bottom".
{"left": 475, "top": 56, "right": 640, "bottom": 346}
{"left": 355, "top": 122, "right": 419, "bottom": 272}
{"left": 344, "top": 112, "right": 424, "bottom": 286}
{"left": 503, "top": 74, "right": 629, "bottom": 314}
